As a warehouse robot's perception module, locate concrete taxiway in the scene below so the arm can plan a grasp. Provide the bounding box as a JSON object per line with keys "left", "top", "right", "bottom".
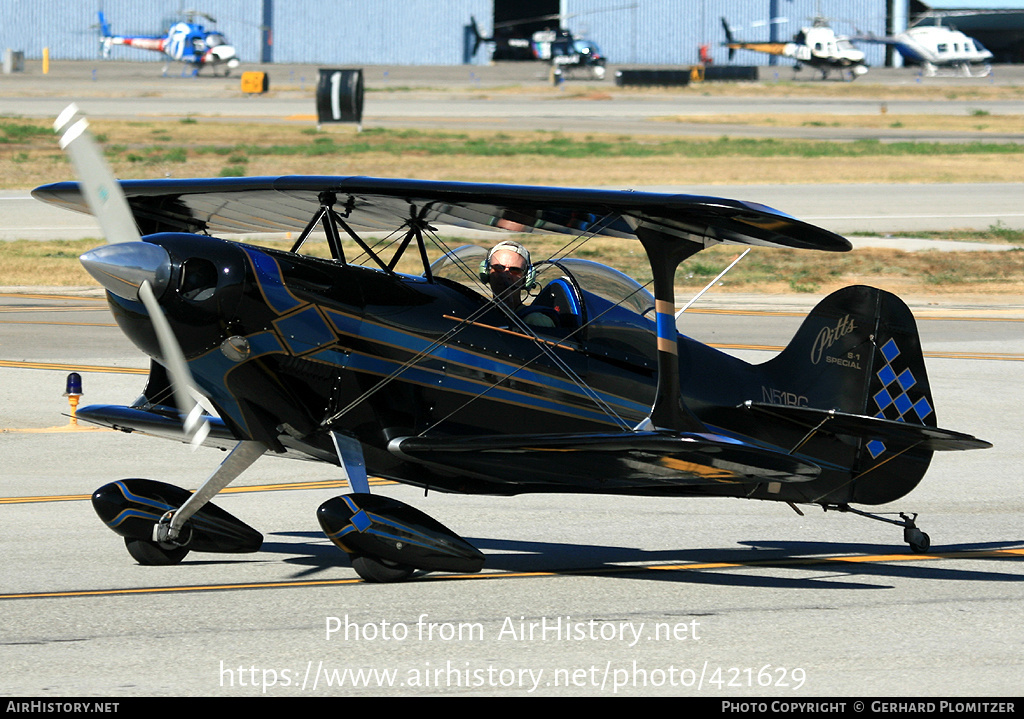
{"left": 2, "top": 291, "right": 1022, "bottom": 697}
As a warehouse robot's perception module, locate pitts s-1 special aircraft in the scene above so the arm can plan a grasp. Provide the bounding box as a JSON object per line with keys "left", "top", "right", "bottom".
{"left": 34, "top": 105, "right": 990, "bottom": 582}
{"left": 97, "top": 11, "right": 240, "bottom": 77}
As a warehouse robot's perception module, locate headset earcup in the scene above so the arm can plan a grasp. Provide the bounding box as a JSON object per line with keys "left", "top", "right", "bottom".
{"left": 479, "top": 258, "right": 489, "bottom": 283}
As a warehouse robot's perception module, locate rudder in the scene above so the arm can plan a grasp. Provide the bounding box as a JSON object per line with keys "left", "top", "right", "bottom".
{"left": 763, "top": 285, "right": 936, "bottom": 504}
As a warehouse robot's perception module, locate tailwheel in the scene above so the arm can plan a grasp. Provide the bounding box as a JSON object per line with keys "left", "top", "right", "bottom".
{"left": 351, "top": 555, "right": 415, "bottom": 583}
{"left": 124, "top": 536, "right": 190, "bottom": 565}
{"left": 904, "top": 525, "right": 931, "bottom": 554}
{"left": 824, "top": 505, "right": 933, "bottom": 554}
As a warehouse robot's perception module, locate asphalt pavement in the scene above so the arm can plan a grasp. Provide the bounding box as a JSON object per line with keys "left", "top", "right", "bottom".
{"left": 1, "top": 59, "right": 1022, "bottom": 699}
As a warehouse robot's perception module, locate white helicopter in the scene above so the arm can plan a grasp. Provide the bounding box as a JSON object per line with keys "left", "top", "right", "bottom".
{"left": 721, "top": 16, "right": 868, "bottom": 80}
{"left": 855, "top": 14, "right": 993, "bottom": 77}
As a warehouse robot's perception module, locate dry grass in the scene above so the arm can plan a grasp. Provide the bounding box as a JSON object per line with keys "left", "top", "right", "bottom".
{"left": 5, "top": 110, "right": 1024, "bottom": 294}
{"left": 0, "top": 241, "right": 99, "bottom": 286}
{"left": 5, "top": 113, "right": 1024, "bottom": 189}
{"left": 655, "top": 112, "right": 1024, "bottom": 134}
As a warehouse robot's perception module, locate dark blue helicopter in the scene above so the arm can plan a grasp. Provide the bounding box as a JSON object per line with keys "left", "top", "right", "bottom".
{"left": 98, "top": 11, "right": 239, "bottom": 76}
{"left": 469, "top": 15, "right": 606, "bottom": 80}
{"left": 33, "top": 105, "right": 989, "bottom": 582}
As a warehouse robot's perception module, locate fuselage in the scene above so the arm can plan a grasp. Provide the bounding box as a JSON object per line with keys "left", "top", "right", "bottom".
{"left": 94, "top": 233, "right": 932, "bottom": 506}
{"left": 104, "top": 22, "right": 238, "bottom": 68}
{"left": 894, "top": 25, "right": 992, "bottom": 67}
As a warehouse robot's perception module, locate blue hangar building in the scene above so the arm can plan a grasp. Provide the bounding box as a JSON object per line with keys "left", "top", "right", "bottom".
{"left": 1, "top": 1, "right": 1022, "bottom": 67}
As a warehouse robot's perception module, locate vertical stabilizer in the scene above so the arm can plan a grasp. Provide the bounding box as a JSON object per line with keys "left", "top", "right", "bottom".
{"left": 763, "top": 285, "right": 936, "bottom": 503}
{"left": 765, "top": 286, "right": 935, "bottom": 426}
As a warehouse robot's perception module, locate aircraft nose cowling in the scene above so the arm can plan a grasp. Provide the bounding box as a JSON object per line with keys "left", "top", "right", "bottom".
{"left": 80, "top": 242, "right": 172, "bottom": 302}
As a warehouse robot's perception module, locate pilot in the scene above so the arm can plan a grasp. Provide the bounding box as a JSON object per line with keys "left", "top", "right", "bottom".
{"left": 481, "top": 240, "right": 555, "bottom": 328}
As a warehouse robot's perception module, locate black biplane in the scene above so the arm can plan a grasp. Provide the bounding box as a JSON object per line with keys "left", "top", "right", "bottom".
{"left": 33, "top": 105, "right": 989, "bottom": 582}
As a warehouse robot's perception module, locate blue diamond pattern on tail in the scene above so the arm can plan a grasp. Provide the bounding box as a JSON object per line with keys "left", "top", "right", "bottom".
{"left": 872, "top": 339, "right": 933, "bottom": 423}
{"left": 867, "top": 338, "right": 934, "bottom": 457}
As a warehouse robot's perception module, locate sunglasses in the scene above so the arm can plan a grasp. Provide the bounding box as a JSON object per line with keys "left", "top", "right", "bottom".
{"left": 489, "top": 263, "right": 525, "bottom": 277}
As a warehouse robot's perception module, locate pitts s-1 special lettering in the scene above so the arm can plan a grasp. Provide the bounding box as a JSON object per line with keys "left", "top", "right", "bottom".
{"left": 810, "top": 314, "right": 858, "bottom": 365}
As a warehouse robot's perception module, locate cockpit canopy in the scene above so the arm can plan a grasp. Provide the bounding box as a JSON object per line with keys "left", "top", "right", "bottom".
{"left": 428, "top": 244, "right": 657, "bottom": 361}
{"left": 432, "top": 244, "right": 651, "bottom": 311}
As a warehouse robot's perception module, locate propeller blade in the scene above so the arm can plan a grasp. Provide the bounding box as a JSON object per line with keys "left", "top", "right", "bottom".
{"left": 138, "top": 280, "right": 211, "bottom": 448}
{"left": 53, "top": 104, "right": 141, "bottom": 245}
{"left": 54, "top": 103, "right": 209, "bottom": 448}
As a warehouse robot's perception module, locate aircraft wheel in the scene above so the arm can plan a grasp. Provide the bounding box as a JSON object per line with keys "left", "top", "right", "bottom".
{"left": 905, "top": 528, "right": 931, "bottom": 554}
{"left": 351, "top": 555, "right": 415, "bottom": 583}
{"left": 124, "top": 536, "right": 190, "bottom": 565}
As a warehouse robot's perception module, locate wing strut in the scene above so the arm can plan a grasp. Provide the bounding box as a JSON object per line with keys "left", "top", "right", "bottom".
{"left": 635, "top": 226, "right": 708, "bottom": 433}
{"left": 290, "top": 191, "right": 393, "bottom": 272}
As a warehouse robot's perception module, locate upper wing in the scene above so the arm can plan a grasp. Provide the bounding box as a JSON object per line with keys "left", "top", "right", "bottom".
{"left": 32, "top": 175, "right": 851, "bottom": 253}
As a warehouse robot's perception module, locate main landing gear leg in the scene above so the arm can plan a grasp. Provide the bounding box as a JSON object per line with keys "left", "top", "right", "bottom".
{"left": 825, "top": 504, "right": 931, "bottom": 553}
{"left": 329, "top": 432, "right": 414, "bottom": 581}
{"left": 91, "top": 445, "right": 266, "bottom": 565}
{"left": 153, "top": 440, "right": 268, "bottom": 547}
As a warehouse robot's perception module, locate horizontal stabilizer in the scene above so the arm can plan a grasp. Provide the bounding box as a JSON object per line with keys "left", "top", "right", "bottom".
{"left": 390, "top": 430, "right": 820, "bottom": 489}
{"left": 741, "top": 402, "right": 991, "bottom": 452}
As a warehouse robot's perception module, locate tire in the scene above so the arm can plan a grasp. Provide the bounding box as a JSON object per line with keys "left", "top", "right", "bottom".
{"left": 905, "top": 527, "right": 931, "bottom": 554}
{"left": 124, "top": 536, "right": 190, "bottom": 565}
{"left": 351, "top": 555, "right": 414, "bottom": 583}
{"left": 908, "top": 532, "right": 931, "bottom": 554}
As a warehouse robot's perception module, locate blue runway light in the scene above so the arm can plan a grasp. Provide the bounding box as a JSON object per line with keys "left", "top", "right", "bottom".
{"left": 64, "top": 372, "right": 83, "bottom": 425}
{"left": 65, "top": 372, "right": 83, "bottom": 396}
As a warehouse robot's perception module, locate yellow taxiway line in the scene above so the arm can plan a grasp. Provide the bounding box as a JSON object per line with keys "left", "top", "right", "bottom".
{"left": 2, "top": 548, "right": 1021, "bottom": 600}
{"left": 0, "top": 359, "right": 147, "bottom": 373}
